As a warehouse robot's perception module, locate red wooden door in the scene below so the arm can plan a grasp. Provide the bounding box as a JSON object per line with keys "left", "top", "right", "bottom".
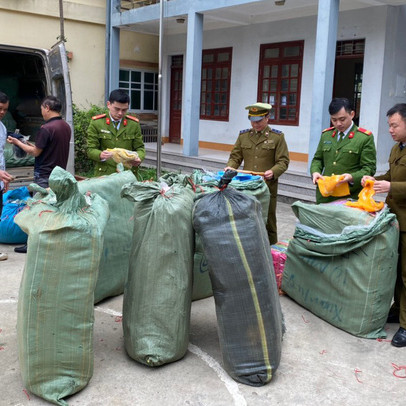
{"left": 169, "top": 55, "right": 183, "bottom": 143}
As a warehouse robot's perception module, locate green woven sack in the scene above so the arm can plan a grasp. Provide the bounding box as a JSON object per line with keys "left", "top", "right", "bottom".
{"left": 77, "top": 170, "right": 136, "bottom": 303}
{"left": 282, "top": 201, "right": 399, "bottom": 338}
{"left": 4, "top": 142, "right": 35, "bottom": 167}
{"left": 193, "top": 186, "right": 284, "bottom": 386}
{"left": 188, "top": 170, "right": 270, "bottom": 300}
{"left": 14, "top": 167, "right": 109, "bottom": 405}
{"left": 121, "top": 181, "right": 194, "bottom": 366}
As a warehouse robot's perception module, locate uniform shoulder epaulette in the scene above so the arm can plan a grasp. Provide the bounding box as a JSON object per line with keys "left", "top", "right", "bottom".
{"left": 322, "top": 126, "right": 335, "bottom": 133}
{"left": 239, "top": 128, "right": 251, "bottom": 134}
{"left": 92, "top": 113, "right": 106, "bottom": 120}
{"left": 270, "top": 128, "right": 282, "bottom": 134}
{"left": 358, "top": 127, "right": 372, "bottom": 135}
{"left": 126, "top": 115, "right": 139, "bottom": 122}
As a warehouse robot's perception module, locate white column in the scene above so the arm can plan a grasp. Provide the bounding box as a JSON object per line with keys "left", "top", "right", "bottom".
{"left": 182, "top": 11, "right": 203, "bottom": 156}
{"left": 308, "top": 0, "right": 340, "bottom": 171}
{"left": 106, "top": 0, "right": 121, "bottom": 99}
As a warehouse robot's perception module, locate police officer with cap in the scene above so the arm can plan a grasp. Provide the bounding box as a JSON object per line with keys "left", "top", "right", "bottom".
{"left": 225, "top": 102, "right": 290, "bottom": 245}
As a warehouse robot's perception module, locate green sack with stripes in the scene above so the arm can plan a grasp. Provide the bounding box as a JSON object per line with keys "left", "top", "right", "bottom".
{"left": 14, "top": 167, "right": 109, "bottom": 406}
{"left": 121, "top": 181, "right": 194, "bottom": 366}
{"left": 188, "top": 170, "right": 271, "bottom": 301}
{"left": 77, "top": 170, "right": 136, "bottom": 303}
{"left": 193, "top": 186, "right": 284, "bottom": 386}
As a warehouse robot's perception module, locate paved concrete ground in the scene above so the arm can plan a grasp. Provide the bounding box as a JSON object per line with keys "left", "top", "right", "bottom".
{"left": 1, "top": 201, "right": 405, "bottom": 406}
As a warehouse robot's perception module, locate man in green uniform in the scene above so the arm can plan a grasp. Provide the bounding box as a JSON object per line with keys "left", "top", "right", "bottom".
{"left": 87, "top": 89, "right": 145, "bottom": 176}
{"left": 362, "top": 103, "right": 406, "bottom": 348}
{"left": 310, "top": 98, "right": 376, "bottom": 203}
{"left": 226, "top": 102, "right": 290, "bottom": 245}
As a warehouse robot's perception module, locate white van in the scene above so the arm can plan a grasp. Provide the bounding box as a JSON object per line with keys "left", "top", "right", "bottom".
{"left": 0, "top": 41, "right": 74, "bottom": 186}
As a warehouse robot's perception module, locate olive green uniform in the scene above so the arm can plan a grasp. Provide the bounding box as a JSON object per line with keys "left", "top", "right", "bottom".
{"left": 227, "top": 125, "right": 290, "bottom": 244}
{"left": 375, "top": 143, "right": 406, "bottom": 328}
{"left": 87, "top": 114, "right": 145, "bottom": 177}
{"left": 310, "top": 124, "right": 376, "bottom": 203}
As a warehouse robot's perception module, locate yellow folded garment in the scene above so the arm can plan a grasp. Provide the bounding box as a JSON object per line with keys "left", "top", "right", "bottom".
{"left": 317, "top": 175, "right": 350, "bottom": 197}
{"left": 106, "top": 148, "right": 139, "bottom": 168}
{"left": 345, "top": 179, "right": 384, "bottom": 213}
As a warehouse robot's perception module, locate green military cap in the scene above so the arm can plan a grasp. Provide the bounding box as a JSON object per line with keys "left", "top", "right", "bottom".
{"left": 245, "top": 102, "right": 272, "bottom": 121}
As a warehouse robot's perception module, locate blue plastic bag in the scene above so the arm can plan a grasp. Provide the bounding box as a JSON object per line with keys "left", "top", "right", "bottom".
{"left": 0, "top": 187, "right": 30, "bottom": 243}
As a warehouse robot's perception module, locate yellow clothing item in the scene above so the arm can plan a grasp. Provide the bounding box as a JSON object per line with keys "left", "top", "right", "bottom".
{"left": 345, "top": 179, "right": 384, "bottom": 213}
{"left": 317, "top": 175, "right": 350, "bottom": 197}
{"left": 106, "top": 148, "right": 139, "bottom": 169}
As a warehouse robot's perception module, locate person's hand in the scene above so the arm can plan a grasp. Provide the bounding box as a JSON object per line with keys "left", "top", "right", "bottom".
{"left": 312, "top": 172, "right": 323, "bottom": 184}
{"left": 336, "top": 173, "right": 353, "bottom": 185}
{"left": 224, "top": 166, "right": 236, "bottom": 172}
{"left": 0, "top": 170, "right": 14, "bottom": 192}
{"left": 100, "top": 150, "right": 113, "bottom": 161}
{"left": 372, "top": 180, "right": 390, "bottom": 194}
{"left": 264, "top": 169, "right": 274, "bottom": 180}
{"left": 130, "top": 157, "right": 142, "bottom": 167}
{"left": 7, "top": 136, "right": 18, "bottom": 145}
{"left": 361, "top": 175, "right": 375, "bottom": 187}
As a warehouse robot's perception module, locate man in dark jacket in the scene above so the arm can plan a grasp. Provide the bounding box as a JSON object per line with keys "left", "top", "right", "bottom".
{"left": 7, "top": 95, "right": 71, "bottom": 253}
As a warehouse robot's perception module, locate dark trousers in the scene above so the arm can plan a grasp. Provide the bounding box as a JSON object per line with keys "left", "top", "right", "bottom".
{"left": 266, "top": 195, "right": 277, "bottom": 245}
{"left": 34, "top": 172, "right": 49, "bottom": 189}
{"left": 393, "top": 232, "right": 406, "bottom": 328}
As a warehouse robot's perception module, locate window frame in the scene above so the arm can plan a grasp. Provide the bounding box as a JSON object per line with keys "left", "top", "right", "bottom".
{"left": 257, "top": 40, "right": 304, "bottom": 126}
{"left": 200, "top": 47, "right": 232, "bottom": 121}
{"left": 119, "top": 68, "right": 158, "bottom": 113}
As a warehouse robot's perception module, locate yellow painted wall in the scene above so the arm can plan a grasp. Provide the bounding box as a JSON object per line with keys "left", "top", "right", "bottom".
{"left": 120, "top": 30, "right": 159, "bottom": 64}
{"left": 0, "top": 1, "right": 159, "bottom": 109}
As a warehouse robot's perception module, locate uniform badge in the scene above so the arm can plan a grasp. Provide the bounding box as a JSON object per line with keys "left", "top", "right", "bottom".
{"left": 358, "top": 127, "right": 372, "bottom": 135}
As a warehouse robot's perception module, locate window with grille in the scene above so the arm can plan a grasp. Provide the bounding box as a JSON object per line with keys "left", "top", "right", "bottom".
{"left": 119, "top": 69, "right": 158, "bottom": 112}
{"left": 336, "top": 40, "right": 365, "bottom": 58}
{"left": 200, "top": 47, "right": 232, "bottom": 121}
{"left": 258, "top": 41, "right": 304, "bottom": 126}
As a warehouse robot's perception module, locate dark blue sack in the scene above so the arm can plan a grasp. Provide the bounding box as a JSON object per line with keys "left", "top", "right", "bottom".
{"left": 0, "top": 187, "right": 30, "bottom": 243}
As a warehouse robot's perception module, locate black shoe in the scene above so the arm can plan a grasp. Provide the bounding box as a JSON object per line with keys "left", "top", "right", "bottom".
{"left": 387, "top": 309, "right": 400, "bottom": 324}
{"left": 14, "top": 244, "right": 27, "bottom": 254}
{"left": 391, "top": 327, "right": 406, "bottom": 347}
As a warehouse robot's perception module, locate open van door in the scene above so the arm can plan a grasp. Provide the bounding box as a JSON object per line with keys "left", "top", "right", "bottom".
{"left": 47, "top": 41, "right": 74, "bottom": 174}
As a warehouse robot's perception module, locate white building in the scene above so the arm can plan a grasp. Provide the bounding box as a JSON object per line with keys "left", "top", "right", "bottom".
{"left": 109, "top": 0, "right": 406, "bottom": 172}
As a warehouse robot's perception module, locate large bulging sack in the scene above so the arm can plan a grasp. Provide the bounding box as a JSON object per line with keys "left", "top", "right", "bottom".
{"left": 121, "top": 181, "right": 194, "bottom": 366}
{"left": 14, "top": 167, "right": 109, "bottom": 406}
{"left": 193, "top": 186, "right": 284, "bottom": 386}
{"left": 77, "top": 170, "right": 136, "bottom": 303}
{"left": 0, "top": 186, "right": 30, "bottom": 243}
{"left": 187, "top": 170, "right": 271, "bottom": 301}
{"left": 282, "top": 201, "right": 399, "bottom": 338}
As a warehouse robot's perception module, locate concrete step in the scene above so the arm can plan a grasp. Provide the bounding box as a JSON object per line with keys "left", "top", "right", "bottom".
{"left": 144, "top": 150, "right": 225, "bottom": 173}
{"left": 144, "top": 147, "right": 315, "bottom": 203}
{"left": 143, "top": 147, "right": 388, "bottom": 204}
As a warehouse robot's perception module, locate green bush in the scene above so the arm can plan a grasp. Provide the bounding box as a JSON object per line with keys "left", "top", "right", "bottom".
{"left": 73, "top": 104, "right": 105, "bottom": 175}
